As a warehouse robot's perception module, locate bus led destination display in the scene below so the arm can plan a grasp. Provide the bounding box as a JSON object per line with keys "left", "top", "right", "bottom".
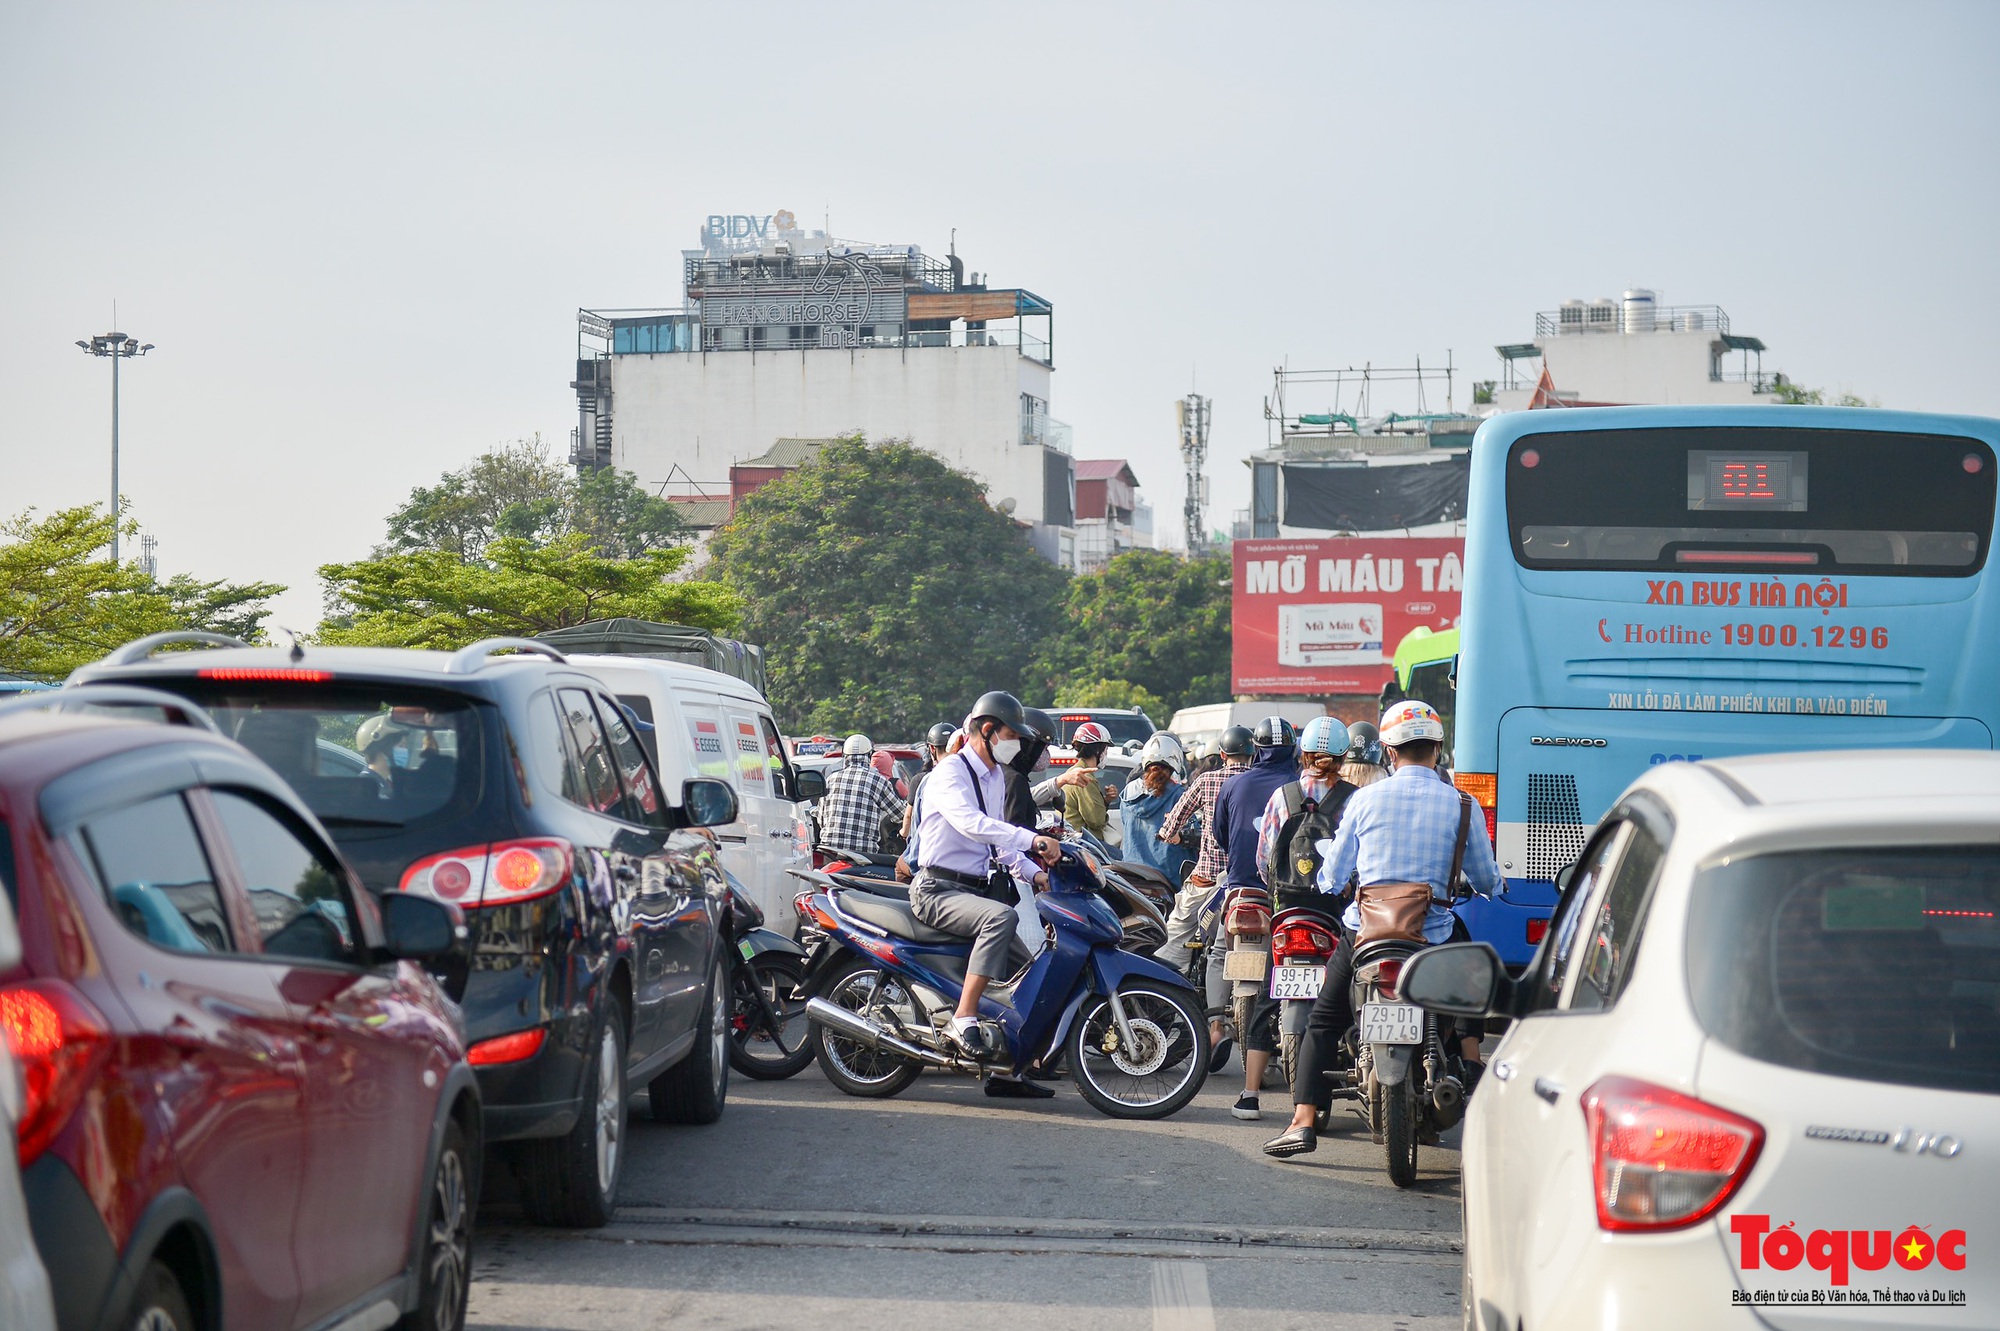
{"left": 1232, "top": 536, "right": 1464, "bottom": 694}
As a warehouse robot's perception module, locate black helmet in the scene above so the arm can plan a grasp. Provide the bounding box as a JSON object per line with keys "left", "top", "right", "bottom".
{"left": 925, "top": 721, "right": 955, "bottom": 749}
{"left": 1218, "top": 725, "right": 1254, "bottom": 758}
{"left": 1252, "top": 715, "right": 1297, "bottom": 749}
{"left": 1019, "top": 708, "right": 1056, "bottom": 742}
{"left": 1345, "top": 720, "right": 1382, "bottom": 762}
{"left": 968, "top": 690, "right": 1028, "bottom": 736}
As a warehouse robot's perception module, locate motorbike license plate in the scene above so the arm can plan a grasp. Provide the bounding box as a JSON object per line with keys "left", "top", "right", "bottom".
{"left": 1224, "top": 948, "right": 1269, "bottom": 981}
{"left": 1358, "top": 1001, "right": 1423, "bottom": 1045}
{"left": 1268, "top": 965, "right": 1323, "bottom": 1000}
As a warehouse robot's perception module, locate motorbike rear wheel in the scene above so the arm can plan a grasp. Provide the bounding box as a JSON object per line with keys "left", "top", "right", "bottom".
{"left": 1067, "top": 980, "right": 1209, "bottom": 1120}
{"left": 810, "top": 955, "right": 926, "bottom": 1098}
{"left": 730, "top": 953, "right": 814, "bottom": 1080}
{"left": 1384, "top": 1072, "right": 1419, "bottom": 1188}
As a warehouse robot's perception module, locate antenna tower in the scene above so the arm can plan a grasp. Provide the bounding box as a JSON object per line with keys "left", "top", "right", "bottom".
{"left": 1178, "top": 393, "right": 1211, "bottom": 558}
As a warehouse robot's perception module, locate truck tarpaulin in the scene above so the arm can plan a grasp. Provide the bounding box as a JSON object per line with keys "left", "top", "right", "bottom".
{"left": 1231, "top": 537, "right": 1464, "bottom": 694}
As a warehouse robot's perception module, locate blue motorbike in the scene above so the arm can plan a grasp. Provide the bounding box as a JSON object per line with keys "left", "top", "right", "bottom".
{"left": 797, "top": 848, "right": 1211, "bottom": 1119}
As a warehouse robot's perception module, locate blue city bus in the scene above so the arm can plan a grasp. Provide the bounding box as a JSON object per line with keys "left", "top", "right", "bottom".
{"left": 1452, "top": 404, "right": 2000, "bottom": 969}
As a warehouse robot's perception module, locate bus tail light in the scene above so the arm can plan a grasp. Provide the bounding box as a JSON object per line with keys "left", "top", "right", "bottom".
{"left": 1455, "top": 771, "right": 1498, "bottom": 845}
{"left": 1581, "top": 1076, "right": 1763, "bottom": 1231}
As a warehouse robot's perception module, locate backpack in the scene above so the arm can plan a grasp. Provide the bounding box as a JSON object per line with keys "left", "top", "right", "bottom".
{"left": 1267, "top": 779, "right": 1356, "bottom": 910}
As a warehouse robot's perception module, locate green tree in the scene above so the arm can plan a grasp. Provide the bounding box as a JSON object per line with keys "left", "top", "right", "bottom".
{"left": 317, "top": 535, "right": 738, "bottom": 650}
{"left": 1771, "top": 376, "right": 1877, "bottom": 407}
{"left": 706, "top": 436, "right": 1069, "bottom": 734}
{"left": 385, "top": 436, "right": 686, "bottom": 562}
{"left": 1051, "top": 677, "right": 1170, "bottom": 720}
{"left": 0, "top": 506, "right": 283, "bottom": 678}
{"left": 1031, "top": 549, "right": 1233, "bottom": 716}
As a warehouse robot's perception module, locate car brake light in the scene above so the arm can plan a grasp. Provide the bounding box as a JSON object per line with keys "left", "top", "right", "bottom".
{"left": 1581, "top": 1076, "right": 1764, "bottom": 1231}
{"left": 1454, "top": 771, "right": 1498, "bottom": 846}
{"left": 195, "top": 667, "right": 334, "bottom": 682}
{"left": 1376, "top": 958, "right": 1404, "bottom": 999}
{"left": 1527, "top": 916, "right": 1550, "bottom": 945}
{"left": 0, "top": 981, "right": 112, "bottom": 1166}
{"left": 467, "top": 1027, "right": 547, "bottom": 1066}
{"left": 400, "top": 839, "right": 571, "bottom": 906}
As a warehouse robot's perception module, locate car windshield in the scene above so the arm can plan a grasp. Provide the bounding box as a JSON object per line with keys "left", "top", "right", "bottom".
{"left": 186, "top": 686, "right": 478, "bottom": 828}
{"left": 1686, "top": 846, "right": 2000, "bottom": 1095}
{"left": 1055, "top": 713, "right": 1154, "bottom": 746}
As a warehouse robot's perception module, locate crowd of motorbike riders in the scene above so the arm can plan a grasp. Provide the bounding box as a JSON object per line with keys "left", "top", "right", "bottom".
{"left": 805, "top": 690, "right": 1501, "bottom": 1149}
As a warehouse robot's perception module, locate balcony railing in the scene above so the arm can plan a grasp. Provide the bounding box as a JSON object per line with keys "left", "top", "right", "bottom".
{"left": 1021, "top": 414, "right": 1073, "bottom": 454}
{"left": 581, "top": 307, "right": 1052, "bottom": 365}
{"left": 1534, "top": 304, "right": 1730, "bottom": 339}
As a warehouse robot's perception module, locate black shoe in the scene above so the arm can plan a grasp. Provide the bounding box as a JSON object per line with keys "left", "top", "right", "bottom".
{"left": 1025, "top": 1059, "right": 1063, "bottom": 1081}
{"left": 1231, "top": 1093, "right": 1261, "bottom": 1121}
{"left": 1208, "top": 1036, "right": 1235, "bottom": 1074}
{"left": 985, "top": 1074, "right": 1056, "bottom": 1100}
{"left": 1262, "top": 1125, "right": 1318, "bottom": 1158}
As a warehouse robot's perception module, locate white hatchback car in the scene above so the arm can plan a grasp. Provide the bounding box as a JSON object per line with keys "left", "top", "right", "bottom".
{"left": 1400, "top": 750, "right": 1997, "bottom": 1331}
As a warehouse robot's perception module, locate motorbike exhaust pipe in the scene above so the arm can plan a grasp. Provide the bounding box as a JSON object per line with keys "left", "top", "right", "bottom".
{"left": 1430, "top": 1074, "right": 1466, "bottom": 1127}
{"left": 805, "top": 998, "right": 954, "bottom": 1067}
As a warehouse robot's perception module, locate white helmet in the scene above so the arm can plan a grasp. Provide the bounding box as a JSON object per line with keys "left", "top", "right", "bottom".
{"left": 1136, "top": 732, "right": 1187, "bottom": 783}
{"left": 1379, "top": 700, "right": 1445, "bottom": 747}
{"left": 842, "top": 733, "right": 873, "bottom": 758}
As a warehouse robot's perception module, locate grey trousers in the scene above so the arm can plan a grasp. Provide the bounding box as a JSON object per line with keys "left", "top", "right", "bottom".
{"left": 1155, "top": 877, "right": 1229, "bottom": 1012}
{"left": 910, "top": 873, "right": 1018, "bottom": 979}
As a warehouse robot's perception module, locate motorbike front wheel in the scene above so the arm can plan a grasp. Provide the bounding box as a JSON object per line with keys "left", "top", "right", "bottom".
{"left": 1383, "top": 1072, "right": 1419, "bottom": 1188}
{"left": 1067, "top": 980, "right": 1209, "bottom": 1120}
{"left": 730, "top": 953, "right": 814, "bottom": 1080}
{"left": 810, "top": 955, "right": 926, "bottom": 1098}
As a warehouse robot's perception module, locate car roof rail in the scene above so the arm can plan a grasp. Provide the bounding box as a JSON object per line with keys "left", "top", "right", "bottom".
{"left": 0, "top": 683, "right": 222, "bottom": 732}
{"left": 444, "top": 637, "right": 569, "bottom": 675}
{"left": 101, "top": 631, "right": 251, "bottom": 666}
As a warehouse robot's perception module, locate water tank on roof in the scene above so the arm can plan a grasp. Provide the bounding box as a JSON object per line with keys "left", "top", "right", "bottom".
{"left": 1622, "top": 288, "right": 1656, "bottom": 333}
{"left": 1588, "top": 298, "right": 1619, "bottom": 332}
{"left": 1558, "top": 299, "right": 1587, "bottom": 333}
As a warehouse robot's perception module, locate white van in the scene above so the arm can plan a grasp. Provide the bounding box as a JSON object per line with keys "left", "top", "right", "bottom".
{"left": 561, "top": 655, "right": 809, "bottom": 935}
{"left": 1166, "top": 701, "right": 1331, "bottom": 755}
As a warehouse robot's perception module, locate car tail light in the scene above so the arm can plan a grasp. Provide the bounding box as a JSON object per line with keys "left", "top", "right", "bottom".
{"left": 1375, "top": 958, "right": 1405, "bottom": 999}
{"left": 1581, "top": 1076, "right": 1764, "bottom": 1231}
{"left": 1527, "top": 916, "right": 1550, "bottom": 945}
{"left": 1273, "top": 922, "right": 1335, "bottom": 963}
{"left": 0, "top": 981, "right": 112, "bottom": 1166}
{"left": 467, "top": 1027, "right": 547, "bottom": 1067}
{"left": 1454, "top": 771, "right": 1498, "bottom": 846}
{"left": 400, "top": 839, "right": 571, "bottom": 906}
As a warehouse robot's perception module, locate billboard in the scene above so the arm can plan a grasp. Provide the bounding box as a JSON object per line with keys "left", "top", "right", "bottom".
{"left": 1232, "top": 537, "right": 1464, "bottom": 694}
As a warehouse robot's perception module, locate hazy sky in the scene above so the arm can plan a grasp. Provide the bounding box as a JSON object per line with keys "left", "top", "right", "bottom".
{"left": 4, "top": 2, "right": 1996, "bottom": 631}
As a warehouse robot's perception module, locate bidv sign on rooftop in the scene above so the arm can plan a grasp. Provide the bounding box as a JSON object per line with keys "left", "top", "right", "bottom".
{"left": 701, "top": 210, "right": 799, "bottom": 248}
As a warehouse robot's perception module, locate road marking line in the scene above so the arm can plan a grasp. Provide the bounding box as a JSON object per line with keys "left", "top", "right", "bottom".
{"left": 1151, "top": 1260, "right": 1216, "bottom": 1331}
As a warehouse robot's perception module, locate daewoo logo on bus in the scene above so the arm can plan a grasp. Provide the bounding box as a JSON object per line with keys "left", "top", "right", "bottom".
{"left": 1645, "top": 578, "right": 1851, "bottom": 609}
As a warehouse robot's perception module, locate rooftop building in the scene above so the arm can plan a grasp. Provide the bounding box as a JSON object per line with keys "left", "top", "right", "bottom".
{"left": 1072, "top": 459, "right": 1154, "bottom": 572}
{"left": 572, "top": 211, "right": 1077, "bottom": 564}
{"left": 1487, "top": 288, "right": 1775, "bottom": 410}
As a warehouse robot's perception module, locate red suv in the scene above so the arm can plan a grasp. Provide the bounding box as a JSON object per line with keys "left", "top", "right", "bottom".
{"left": 0, "top": 707, "right": 481, "bottom": 1331}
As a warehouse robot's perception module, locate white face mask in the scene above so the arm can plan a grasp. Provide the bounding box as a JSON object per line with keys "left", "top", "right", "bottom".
{"left": 990, "top": 737, "right": 1023, "bottom": 766}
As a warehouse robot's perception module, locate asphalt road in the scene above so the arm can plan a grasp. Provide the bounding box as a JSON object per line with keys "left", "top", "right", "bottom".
{"left": 467, "top": 1059, "right": 1466, "bottom": 1330}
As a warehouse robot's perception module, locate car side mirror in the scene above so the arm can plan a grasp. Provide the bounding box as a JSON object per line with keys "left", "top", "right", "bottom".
{"left": 682, "top": 777, "right": 739, "bottom": 828}
{"left": 380, "top": 893, "right": 466, "bottom": 962}
{"left": 795, "top": 769, "right": 828, "bottom": 802}
{"left": 1399, "top": 942, "right": 1507, "bottom": 1017}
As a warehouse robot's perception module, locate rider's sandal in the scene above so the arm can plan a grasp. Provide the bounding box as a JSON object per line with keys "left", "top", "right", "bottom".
{"left": 1207, "top": 1036, "right": 1235, "bottom": 1074}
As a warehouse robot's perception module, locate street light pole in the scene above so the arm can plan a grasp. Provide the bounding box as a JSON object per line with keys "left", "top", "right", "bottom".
{"left": 77, "top": 331, "right": 154, "bottom": 564}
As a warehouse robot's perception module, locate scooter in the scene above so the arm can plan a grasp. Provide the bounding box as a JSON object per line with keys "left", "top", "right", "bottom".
{"left": 1266, "top": 902, "right": 1343, "bottom": 1104}
{"left": 796, "top": 847, "right": 1210, "bottom": 1120}
{"left": 1220, "top": 885, "right": 1273, "bottom": 1059}
{"left": 723, "top": 872, "right": 815, "bottom": 1080}
{"left": 1333, "top": 933, "right": 1469, "bottom": 1188}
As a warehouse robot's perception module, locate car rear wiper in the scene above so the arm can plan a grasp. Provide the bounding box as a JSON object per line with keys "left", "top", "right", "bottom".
{"left": 315, "top": 814, "right": 405, "bottom": 828}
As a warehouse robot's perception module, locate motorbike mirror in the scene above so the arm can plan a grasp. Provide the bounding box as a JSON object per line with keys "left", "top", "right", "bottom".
{"left": 1398, "top": 942, "right": 1506, "bottom": 1017}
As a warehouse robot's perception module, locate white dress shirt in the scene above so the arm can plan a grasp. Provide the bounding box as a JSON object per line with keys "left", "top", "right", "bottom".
{"left": 916, "top": 749, "right": 1039, "bottom": 883}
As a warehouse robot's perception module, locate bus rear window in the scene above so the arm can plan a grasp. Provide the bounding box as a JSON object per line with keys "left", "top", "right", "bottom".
{"left": 1507, "top": 427, "right": 1995, "bottom": 576}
